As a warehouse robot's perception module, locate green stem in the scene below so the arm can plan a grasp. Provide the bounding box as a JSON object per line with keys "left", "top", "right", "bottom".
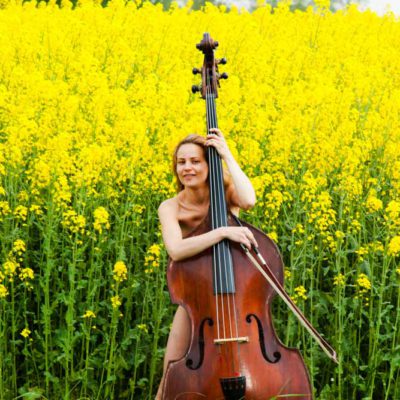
{"left": 43, "top": 210, "right": 55, "bottom": 395}
{"left": 11, "top": 280, "right": 17, "bottom": 394}
{"left": 64, "top": 241, "right": 77, "bottom": 399}
{"left": 0, "top": 302, "right": 4, "bottom": 399}
{"left": 384, "top": 266, "right": 400, "bottom": 400}
{"left": 368, "top": 255, "right": 390, "bottom": 398}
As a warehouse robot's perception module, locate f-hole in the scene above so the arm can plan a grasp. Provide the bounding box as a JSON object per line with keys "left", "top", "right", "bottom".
{"left": 186, "top": 317, "right": 213, "bottom": 370}
{"left": 246, "top": 313, "right": 281, "bottom": 363}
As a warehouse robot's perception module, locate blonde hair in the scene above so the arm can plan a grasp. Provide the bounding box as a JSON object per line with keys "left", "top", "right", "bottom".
{"left": 172, "top": 134, "right": 233, "bottom": 194}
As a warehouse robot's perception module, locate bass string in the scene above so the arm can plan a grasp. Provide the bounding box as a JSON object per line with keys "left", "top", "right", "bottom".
{"left": 206, "top": 81, "right": 234, "bottom": 340}
{"left": 206, "top": 70, "right": 241, "bottom": 370}
{"left": 205, "top": 76, "right": 223, "bottom": 342}
{"left": 206, "top": 77, "right": 230, "bottom": 343}
{"left": 209, "top": 85, "right": 242, "bottom": 366}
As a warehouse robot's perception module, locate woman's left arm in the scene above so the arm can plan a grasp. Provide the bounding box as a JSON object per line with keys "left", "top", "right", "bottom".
{"left": 206, "top": 128, "right": 256, "bottom": 210}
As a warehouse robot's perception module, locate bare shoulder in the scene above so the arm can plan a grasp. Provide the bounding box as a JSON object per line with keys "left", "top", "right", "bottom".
{"left": 158, "top": 197, "right": 178, "bottom": 217}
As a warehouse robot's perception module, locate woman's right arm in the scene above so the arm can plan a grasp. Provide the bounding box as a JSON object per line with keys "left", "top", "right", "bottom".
{"left": 158, "top": 200, "right": 258, "bottom": 262}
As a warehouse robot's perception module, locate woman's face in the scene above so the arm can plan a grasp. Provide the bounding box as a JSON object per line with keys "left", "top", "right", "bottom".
{"left": 176, "top": 143, "right": 208, "bottom": 189}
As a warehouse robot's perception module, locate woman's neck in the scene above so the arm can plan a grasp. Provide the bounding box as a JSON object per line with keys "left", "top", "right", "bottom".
{"left": 181, "top": 185, "right": 209, "bottom": 206}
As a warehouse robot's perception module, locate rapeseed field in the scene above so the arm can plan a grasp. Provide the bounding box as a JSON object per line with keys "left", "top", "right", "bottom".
{"left": 0, "top": 0, "right": 399, "bottom": 398}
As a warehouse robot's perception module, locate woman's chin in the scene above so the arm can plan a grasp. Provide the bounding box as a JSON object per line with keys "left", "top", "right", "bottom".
{"left": 183, "top": 181, "right": 206, "bottom": 190}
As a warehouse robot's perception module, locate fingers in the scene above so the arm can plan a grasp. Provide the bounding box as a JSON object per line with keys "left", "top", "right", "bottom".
{"left": 208, "top": 128, "right": 223, "bottom": 137}
{"left": 244, "top": 227, "right": 258, "bottom": 250}
{"left": 206, "top": 129, "right": 229, "bottom": 159}
{"left": 226, "top": 227, "right": 258, "bottom": 250}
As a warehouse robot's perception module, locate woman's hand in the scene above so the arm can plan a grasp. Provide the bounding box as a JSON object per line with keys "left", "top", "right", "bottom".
{"left": 205, "top": 128, "right": 233, "bottom": 161}
{"left": 220, "top": 226, "right": 258, "bottom": 250}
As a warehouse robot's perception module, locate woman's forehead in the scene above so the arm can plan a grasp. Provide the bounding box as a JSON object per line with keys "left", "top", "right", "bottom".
{"left": 177, "top": 143, "right": 204, "bottom": 159}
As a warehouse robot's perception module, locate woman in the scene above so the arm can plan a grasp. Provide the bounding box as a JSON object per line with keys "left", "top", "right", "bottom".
{"left": 156, "top": 128, "right": 258, "bottom": 399}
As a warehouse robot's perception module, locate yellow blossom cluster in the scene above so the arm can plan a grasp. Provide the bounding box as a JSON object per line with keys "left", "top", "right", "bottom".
{"left": 0, "top": 239, "right": 34, "bottom": 291}
{"left": 385, "top": 201, "right": 400, "bottom": 233}
{"left": 144, "top": 243, "right": 162, "bottom": 274}
{"left": 113, "top": 261, "right": 128, "bottom": 283}
{"left": 111, "top": 295, "right": 122, "bottom": 309}
{"left": 355, "top": 246, "right": 369, "bottom": 262}
{"left": 333, "top": 273, "right": 346, "bottom": 287}
{"left": 20, "top": 328, "right": 31, "bottom": 338}
{"left": 0, "top": 1, "right": 398, "bottom": 230}
{"left": 62, "top": 209, "right": 86, "bottom": 236}
{"left": 306, "top": 191, "right": 337, "bottom": 252}
{"left": 366, "top": 189, "right": 383, "bottom": 214}
{"left": 93, "top": 207, "right": 110, "bottom": 234}
{"left": 356, "top": 273, "right": 371, "bottom": 306}
{"left": 83, "top": 310, "right": 96, "bottom": 319}
{"left": 137, "top": 323, "right": 149, "bottom": 333}
{"left": 387, "top": 236, "right": 400, "bottom": 257}
{"left": 291, "top": 285, "right": 308, "bottom": 304}
{"left": 0, "top": 201, "right": 11, "bottom": 220}
{"left": 14, "top": 205, "right": 28, "bottom": 222}
{"left": 0, "top": 284, "right": 8, "bottom": 298}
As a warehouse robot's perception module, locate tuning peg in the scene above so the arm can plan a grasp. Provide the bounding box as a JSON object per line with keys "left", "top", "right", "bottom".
{"left": 192, "top": 68, "right": 201, "bottom": 75}
{"left": 192, "top": 85, "right": 201, "bottom": 94}
{"left": 218, "top": 58, "right": 227, "bottom": 65}
{"left": 220, "top": 72, "right": 228, "bottom": 80}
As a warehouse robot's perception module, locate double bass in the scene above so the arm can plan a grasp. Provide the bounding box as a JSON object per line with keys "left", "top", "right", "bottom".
{"left": 162, "top": 33, "right": 337, "bottom": 400}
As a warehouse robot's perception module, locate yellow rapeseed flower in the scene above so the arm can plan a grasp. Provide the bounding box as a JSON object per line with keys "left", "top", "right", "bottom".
{"left": 62, "top": 209, "right": 86, "bottom": 235}
{"left": 356, "top": 273, "right": 371, "bottom": 306}
{"left": 0, "top": 284, "right": 8, "bottom": 298}
{"left": 0, "top": 201, "right": 11, "bottom": 218}
{"left": 144, "top": 243, "right": 162, "bottom": 273}
{"left": 292, "top": 285, "right": 308, "bottom": 304}
{"left": 19, "top": 268, "right": 34, "bottom": 281}
{"left": 111, "top": 295, "right": 122, "bottom": 309}
{"left": 137, "top": 323, "right": 148, "bottom": 333}
{"left": 366, "top": 191, "right": 383, "bottom": 213}
{"left": 355, "top": 246, "right": 368, "bottom": 262}
{"left": 357, "top": 273, "right": 371, "bottom": 291}
{"left": 294, "top": 285, "right": 308, "bottom": 301}
{"left": 388, "top": 236, "right": 400, "bottom": 257}
{"left": 292, "top": 224, "right": 305, "bottom": 235}
{"left": 268, "top": 231, "right": 278, "bottom": 243}
{"left": 83, "top": 310, "right": 96, "bottom": 318}
{"left": 3, "top": 260, "right": 18, "bottom": 279}
{"left": 113, "top": 261, "right": 128, "bottom": 282}
{"left": 93, "top": 206, "right": 110, "bottom": 234}
{"left": 29, "top": 205, "right": 43, "bottom": 216}
{"left": 385, "top": 201, "right": 400, "bottom": 229}
{"left": 335, "top": 231, "right": 345, "bottom": 240}
{"left": 14, "top": 205, "right": 28, "bottom": 222}
{"left": 20, "top": 328, "right": 31, "bottom": 338}
{"left": 333, "top": 273, "right": 345, "bottom": 287}
{"left": 13, "top": 239, "right": 26, "bottom": 254}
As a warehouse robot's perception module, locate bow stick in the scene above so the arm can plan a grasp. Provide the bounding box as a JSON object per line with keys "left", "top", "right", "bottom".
{"left": 232, "top": 214, "right": 338, "bottom": 364}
